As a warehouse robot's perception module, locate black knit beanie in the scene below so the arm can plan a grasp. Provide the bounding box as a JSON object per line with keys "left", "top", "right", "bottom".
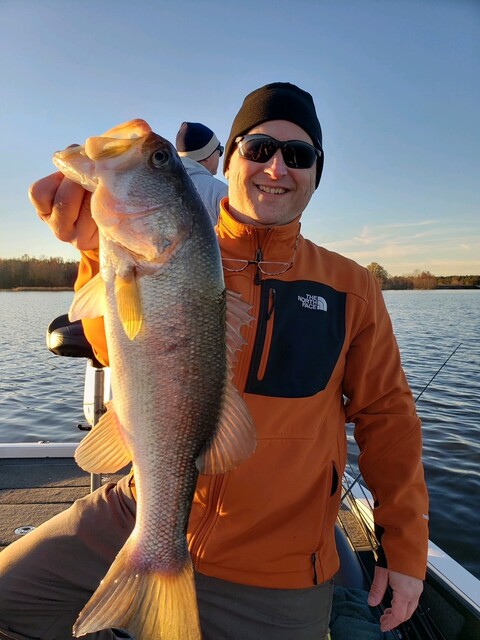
{"left": 223, "top": 82, "right": 324, "bottom": 188}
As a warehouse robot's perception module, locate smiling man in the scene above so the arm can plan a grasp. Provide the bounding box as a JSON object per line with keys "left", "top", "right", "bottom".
{"left": 0, "top": 82, "right": 429, "bottom": 640}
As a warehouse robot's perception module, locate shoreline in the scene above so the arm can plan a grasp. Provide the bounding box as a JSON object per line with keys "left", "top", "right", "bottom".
{"left": 0, "top": 287, "right": 74, "bottom": 292}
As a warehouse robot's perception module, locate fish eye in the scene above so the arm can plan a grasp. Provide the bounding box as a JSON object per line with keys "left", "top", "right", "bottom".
{"left": 151, "top": 150, "right": 168, "bottom": 166}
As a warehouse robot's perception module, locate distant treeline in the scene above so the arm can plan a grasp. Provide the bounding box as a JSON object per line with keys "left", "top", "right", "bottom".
{"left": 1, "top": 257, "right": 479, "bottom": 291}
{"left": 0, "top": 256, "right": 79, "bottom": 290}
{"left": 367, "top": 263, "right": 480, "bottom": 290}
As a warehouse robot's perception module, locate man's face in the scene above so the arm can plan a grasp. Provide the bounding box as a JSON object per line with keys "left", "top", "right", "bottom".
{"left": 202, "top": 148, "right": 221, "bottom": 176}
{"left": 225, "top": 120, "right": 317, "bottom": 226}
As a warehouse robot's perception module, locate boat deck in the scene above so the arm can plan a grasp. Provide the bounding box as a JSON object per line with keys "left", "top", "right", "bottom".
{"left": 0, "top": 456, "right": 125, "bottom": 551}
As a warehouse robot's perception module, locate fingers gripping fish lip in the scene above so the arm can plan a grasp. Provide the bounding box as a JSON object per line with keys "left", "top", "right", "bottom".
{"left": 52, "top": 119, "right": 153, "bottom": 186}
{"left": 52, "top": 145, "right": 98, "bottom": 192}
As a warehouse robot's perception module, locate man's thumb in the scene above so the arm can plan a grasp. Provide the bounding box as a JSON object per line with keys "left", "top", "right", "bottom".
{"left": 368, "top": 566, "right": 388, "bottom": 606}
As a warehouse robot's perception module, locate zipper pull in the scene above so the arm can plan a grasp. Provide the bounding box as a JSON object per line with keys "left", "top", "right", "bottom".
{"left": 254, "top": 248, "right": 262, "bottom": 285}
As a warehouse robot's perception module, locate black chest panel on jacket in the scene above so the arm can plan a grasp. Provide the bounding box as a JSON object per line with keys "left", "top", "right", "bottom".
{"left": 245, "top": 279, "right": 346, "bottom": 398}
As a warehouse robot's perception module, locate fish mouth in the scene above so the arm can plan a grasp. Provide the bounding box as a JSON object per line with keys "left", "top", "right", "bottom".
{"left": 85, "top": 119, "right": 153, "bottom": 161}
{"left": 85, "top": 136, "right": 140, "bottom": 161}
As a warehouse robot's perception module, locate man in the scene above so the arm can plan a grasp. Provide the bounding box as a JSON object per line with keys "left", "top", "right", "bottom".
{"left": 175, "top": 121, "right": 228, "bottom": 223}
{"left": 0, "top": 82, "right": 428, "bottom": 640}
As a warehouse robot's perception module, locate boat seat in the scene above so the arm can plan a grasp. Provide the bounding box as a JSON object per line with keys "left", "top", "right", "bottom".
{"left": 46, "top": 314, "right": 104, "bottom": 368}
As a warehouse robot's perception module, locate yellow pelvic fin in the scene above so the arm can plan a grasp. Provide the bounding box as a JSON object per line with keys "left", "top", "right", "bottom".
{"left": 114, "top": 274, "right": 143, "bottom": 340}
{"left": 69, "top": 273, "right": 106, "bottom": 322}
{"left": 196, "top": 290, "right": 256, "bottom": 475}
{"left": 74, "top": 401, "right": 132, "bottom": 473}
{"left": 73, "top": 545, "right": 201, "bottom": 640}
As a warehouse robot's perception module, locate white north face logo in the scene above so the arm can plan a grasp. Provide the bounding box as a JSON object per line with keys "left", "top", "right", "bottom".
{"left": 297, "top": 294, "right": 328, "bottom": 311}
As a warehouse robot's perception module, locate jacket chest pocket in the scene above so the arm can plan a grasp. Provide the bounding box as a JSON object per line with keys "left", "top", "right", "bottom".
{"left": 245, "top": 280, "right": 346, "bottom": 398}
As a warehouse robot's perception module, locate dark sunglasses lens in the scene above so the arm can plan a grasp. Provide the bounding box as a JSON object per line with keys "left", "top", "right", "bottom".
{"left": 218, "top": 145, "right": 224, "bottom": 157}
{"left": 241, "top": 139, "right": 276, "bottom": 163}
{"left": 283, "top": 142, "right": 317, "bottom": 169}
{"left": 239, "top": 137, "right": 318, "bottom": 169}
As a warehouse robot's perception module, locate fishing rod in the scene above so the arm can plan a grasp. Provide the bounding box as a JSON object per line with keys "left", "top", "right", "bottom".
{"left": 341, "top": 342, "right": 463, "bottom": 503}
{"left": 338, "top": 345, "right": 465, "bottom": 640}
{"left": 414, "top": 342, "right": 462, "bottom": 402}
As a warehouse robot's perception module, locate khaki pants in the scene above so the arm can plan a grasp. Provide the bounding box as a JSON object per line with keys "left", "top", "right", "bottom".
{"left": 0, "top": 476, "right": 332, "bottom": 640}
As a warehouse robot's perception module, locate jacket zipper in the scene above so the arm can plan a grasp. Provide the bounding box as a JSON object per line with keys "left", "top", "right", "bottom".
{"left": 257, "top": 287, "right": 276, "bottom": 381}
{"left": 311, "top": 552, "right": 318, "bottom": 585}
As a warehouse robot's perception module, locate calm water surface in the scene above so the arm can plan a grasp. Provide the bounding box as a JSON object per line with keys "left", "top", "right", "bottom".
{"left": 0, "top": 290, "right": 479, "bottom": 578}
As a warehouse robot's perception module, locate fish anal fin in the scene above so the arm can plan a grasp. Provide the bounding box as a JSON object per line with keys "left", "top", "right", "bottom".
{"left": 73, "top": 546, "right": 201, "bottom": 640}
{"left": 114, "top": 275, "right": 143, "bottom": 340}
{"left": 74, "top": 402, "right": 132, "bottom": 473}
{"left": 196, "top": 378, "right": 256, "bottom": 475}
{"left": 69, "top": 273, "right": 106, "bottom": 321}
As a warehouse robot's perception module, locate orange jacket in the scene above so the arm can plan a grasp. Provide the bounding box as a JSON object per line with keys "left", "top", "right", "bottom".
{"left": 76, "top": 201, "right": 429, "bottom": 589}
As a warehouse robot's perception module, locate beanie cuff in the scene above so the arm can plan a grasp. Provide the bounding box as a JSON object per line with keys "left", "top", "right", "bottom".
{"left": 177, "top": 135, "right": 220, "bottom": 162}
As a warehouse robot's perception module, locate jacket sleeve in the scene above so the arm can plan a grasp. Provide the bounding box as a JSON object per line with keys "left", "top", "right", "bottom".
{"left": 343, "top": 273, "right": 429, "bottom": 580}
{"left": 74, "top": 250, "right": 110, "bottom": 367}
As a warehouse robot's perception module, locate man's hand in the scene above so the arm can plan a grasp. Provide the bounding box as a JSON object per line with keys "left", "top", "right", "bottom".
{"left": 368, "top": 566, "right": 423, "bottom": 632}
{"left": 29, "top": 171, "right": 98, "bottom": 252}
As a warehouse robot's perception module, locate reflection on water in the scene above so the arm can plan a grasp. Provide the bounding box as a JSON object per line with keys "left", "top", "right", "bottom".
{"left": 0, "top": 291, "right": 85, "bottom": 443}
{"left": 0, "top": 289, "right": 479, "bottom": 578}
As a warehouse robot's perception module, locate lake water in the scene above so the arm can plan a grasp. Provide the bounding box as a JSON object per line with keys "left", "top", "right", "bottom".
{"left": 0, "top": 289, "right": 479, "bottom": 579}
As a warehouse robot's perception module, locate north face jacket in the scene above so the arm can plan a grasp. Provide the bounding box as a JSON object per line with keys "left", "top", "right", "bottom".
{"left": 75, "top": 200, "right": 429, "bottom": 589}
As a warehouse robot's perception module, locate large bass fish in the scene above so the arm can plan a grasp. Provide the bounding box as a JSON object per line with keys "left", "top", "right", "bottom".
{"left": 53, "top": 119, "right": 255, "bottom": 640}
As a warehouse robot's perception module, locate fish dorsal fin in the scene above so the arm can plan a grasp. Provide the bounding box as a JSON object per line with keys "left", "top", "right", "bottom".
{"left": 115, "top": 274, "right": 143, "bottom": 340}
{"left": 75, "top": 401, "right": 132, "bottom": 473}
{"left": 69, "top": 273, "right": 106, "bottom": 321}
{"left": 196, "top": 290, "right": 255, "bottom": 475}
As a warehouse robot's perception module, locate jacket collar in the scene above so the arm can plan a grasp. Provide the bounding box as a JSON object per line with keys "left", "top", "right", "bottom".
{"left": 217, "top": 198, "right": 302, "bottom": 263}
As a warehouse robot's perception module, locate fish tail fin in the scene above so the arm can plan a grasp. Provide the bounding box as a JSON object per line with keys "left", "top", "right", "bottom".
{"left": 73, "top": 545, "right": 201, "bottom": 640}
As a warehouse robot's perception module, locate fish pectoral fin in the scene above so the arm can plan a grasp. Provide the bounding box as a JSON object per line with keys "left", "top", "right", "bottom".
{"left": 114, "top": 274, "right": 143, "bottom": 340}
{"left": 196, "top": 378, "right": 256, "bottom": 475}
{"left": 225, "top": 289, "right": 253, "bottom": 369}
{"left": 69, "top": 273, "right": 106, "bottom": 321}
{"left": 74, "top": 402, "right": 132, "bottom": 473}
{"left": 73, "top": 545, "right": 201, "bottom": 640}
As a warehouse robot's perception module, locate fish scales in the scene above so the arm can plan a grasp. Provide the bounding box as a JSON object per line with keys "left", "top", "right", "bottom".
{"left": 52, "top": 119, "right": 255, "bottom": 639}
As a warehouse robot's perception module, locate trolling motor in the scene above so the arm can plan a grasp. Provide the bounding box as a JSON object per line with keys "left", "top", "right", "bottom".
{"left": 46, "top": 314, "right": 111, "bottom": 491}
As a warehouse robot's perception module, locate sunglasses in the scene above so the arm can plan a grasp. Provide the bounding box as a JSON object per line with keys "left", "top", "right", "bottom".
{"left": 235, "top": 134, "right": 322, "bottom": 169}
{"left": 217, "top": 144, "right": 224, "bottom": 157}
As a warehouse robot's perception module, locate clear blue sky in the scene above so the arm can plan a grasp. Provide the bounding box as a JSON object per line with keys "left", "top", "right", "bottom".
{"left": 1, "top": 0, "right": 478, "bottom": 276}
